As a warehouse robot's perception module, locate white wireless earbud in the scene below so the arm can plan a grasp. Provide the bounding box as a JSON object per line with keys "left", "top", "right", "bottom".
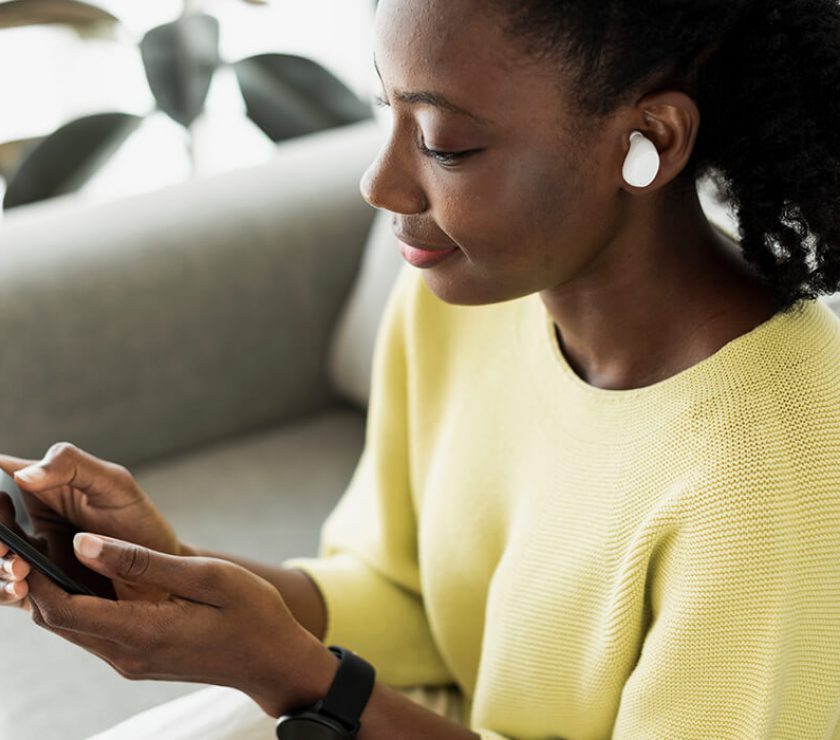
{"left": 622, "top": 130, "right": 660, "bottom": 188}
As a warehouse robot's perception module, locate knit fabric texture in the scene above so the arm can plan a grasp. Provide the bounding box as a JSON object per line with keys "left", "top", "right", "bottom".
{"left": 285, "top": 264, "right": 840, "bottom": 739}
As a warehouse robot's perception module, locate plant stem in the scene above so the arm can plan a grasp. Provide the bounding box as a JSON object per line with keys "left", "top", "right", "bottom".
{"left": 187, "top": 123, "right": 197, "bottom": 176}
{"left": 182, "top": 0, "right": 205, "bottom": 17}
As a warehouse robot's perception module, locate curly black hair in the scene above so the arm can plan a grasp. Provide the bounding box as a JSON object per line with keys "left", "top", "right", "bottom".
{"left": 493, "top": 0, "right": 840, "bottom": 313}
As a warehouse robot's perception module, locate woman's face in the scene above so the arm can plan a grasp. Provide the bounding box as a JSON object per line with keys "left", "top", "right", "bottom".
{"left": 361, "top": 0, "right": 630, "bottom": 306}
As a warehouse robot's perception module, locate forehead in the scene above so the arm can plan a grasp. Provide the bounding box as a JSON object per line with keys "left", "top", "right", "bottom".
{"left": 375, "top": 0, "right": 503, "bottom": 58}
{"left": 374, "top": 0, "right": 569, "bottom": 123}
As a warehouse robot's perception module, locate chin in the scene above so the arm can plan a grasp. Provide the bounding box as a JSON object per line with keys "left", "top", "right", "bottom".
{"left": 420, "top": 270, "right": 529, "bottom": 307}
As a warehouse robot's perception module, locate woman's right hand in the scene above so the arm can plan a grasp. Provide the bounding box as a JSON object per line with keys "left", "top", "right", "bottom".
{"left": 0, "top": 442, "right": 185, "bottom": 604}
{"left": 0, "top": 492, "right": 32, "bottom": 609}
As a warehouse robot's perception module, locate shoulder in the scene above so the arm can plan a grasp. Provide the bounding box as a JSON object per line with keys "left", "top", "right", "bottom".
{"left": 750, "top": 300, "right": 840, "bottom": 447}
{"left": 669, "top": 300, "right": 840, "bottom": 521}
{"left": 700, "top": 298, "right": 840, "bottom": 427}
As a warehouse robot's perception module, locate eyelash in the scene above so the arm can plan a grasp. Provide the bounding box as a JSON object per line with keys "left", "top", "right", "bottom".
{"left": 417, "top": 142, "right": 467, "bottom": 166}
{"left": 373, "top": 94, "right": 472, "bottom": 168}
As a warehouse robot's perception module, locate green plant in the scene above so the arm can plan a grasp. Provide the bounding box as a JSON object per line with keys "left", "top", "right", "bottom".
{"left": 0, "top": 0, "right": 372, "bottom": 210}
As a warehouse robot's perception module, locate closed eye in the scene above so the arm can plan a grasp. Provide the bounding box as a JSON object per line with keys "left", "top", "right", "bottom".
{"left": 417, "top": 142, "right": 474, "bottom": 167}
{"left": 374, "top": 95, "right": 480, "bottom": 168}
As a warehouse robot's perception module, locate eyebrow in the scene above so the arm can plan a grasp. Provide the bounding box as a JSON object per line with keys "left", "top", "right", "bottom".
{"left": 373, "top": 57, "right": 492, "bottom": 126}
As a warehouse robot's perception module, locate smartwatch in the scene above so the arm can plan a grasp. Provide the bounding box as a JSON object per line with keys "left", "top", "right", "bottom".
{"left": 275, "top": 646, "right": 376, "bottom": 739}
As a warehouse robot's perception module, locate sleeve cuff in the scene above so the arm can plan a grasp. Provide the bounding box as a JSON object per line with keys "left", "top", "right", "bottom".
{"left": 282, "top": 553, "right": 452, "bottom": 687}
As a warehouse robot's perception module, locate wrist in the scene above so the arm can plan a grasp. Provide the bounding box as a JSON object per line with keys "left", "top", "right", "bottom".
{"left": 275, "top": 646, "right": 377, "bottom": 739}
{"left": 254, "top": 630, "right": 339, "bottom": 718}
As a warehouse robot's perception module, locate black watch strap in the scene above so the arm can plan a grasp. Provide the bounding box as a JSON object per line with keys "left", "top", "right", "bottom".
{"left": 318, "top": 646, "right": 376, "bottom": 734}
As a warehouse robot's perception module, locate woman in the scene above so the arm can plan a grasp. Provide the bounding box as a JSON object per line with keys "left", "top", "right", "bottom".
{"left": 2, "top": 0, "right": 840, "bottom": 737}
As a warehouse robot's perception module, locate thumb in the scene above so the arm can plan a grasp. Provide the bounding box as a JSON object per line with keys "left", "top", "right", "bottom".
{"left": 73, "top": 534, "right": 228, "bottom": 606}
{"left": 11, "top": 443, "right": 137, "bottom": 509}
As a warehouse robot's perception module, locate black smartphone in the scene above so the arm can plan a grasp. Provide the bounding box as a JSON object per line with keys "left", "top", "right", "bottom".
{"left": 0, "top": 471, "right": 101, "bottom": 597}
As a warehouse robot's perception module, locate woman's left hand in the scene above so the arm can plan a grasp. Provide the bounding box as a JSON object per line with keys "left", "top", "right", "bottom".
{"left": 25, "top": 534, "right": 337, "bottom": 718}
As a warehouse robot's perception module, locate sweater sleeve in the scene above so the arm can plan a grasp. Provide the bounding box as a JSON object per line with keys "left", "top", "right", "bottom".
{"left": 612, "top": 460, "right": 840, "bottom": 738}
{"left": 283, "top": 266, "right": 452, "bottom": 687}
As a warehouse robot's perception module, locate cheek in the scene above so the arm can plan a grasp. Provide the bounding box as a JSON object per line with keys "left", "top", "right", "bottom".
{"left": 438, "top": 155, "right": 583, "bottom": 252}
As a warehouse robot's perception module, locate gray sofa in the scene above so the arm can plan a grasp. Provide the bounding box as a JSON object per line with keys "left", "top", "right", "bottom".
{"left": 0, "top": 120, "right": 388, "bottom": 739}
{"left": 1, "top": 117, "right": 838, "bottom": 740}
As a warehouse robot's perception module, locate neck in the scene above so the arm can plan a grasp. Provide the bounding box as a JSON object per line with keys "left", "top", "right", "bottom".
{"left": 540, "top": 187, "right": 774, "bottom": 390}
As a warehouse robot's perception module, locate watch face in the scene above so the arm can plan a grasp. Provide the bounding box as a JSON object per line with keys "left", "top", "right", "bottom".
{"left": 275, "top": 715, "right": 351, "bottom": 740}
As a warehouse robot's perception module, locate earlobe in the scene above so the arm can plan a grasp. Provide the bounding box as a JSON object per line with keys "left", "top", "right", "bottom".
{"left": 622, "top": 130, "right": 661, "bottom": 188}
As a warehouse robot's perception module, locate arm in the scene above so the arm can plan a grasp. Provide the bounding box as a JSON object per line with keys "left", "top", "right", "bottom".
{"left": 272, "top": 267, "right": 452, "bottom": 687}
{"left": 178, "top": 551, "right": 485, "bottom": 737}
{"left": 612, "top": 469, "right": 840, "bottom": 738}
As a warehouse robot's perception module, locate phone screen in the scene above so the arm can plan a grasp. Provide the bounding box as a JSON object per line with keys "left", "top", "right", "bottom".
{"left": 0, "top": 471, "right": 108, "bottom": 598}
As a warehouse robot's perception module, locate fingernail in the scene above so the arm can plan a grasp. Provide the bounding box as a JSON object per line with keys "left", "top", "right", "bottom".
{"left": 2, "top": 557, "right": 14, "bottom": 576}
{"left": 74, "top": 533, "right": 104, "bottom": 559}
{"left": 4, "top": 581, "right": 17, "bottom": 597}
{"left": 15, "top": 466, "right": 45, "bottom": 484}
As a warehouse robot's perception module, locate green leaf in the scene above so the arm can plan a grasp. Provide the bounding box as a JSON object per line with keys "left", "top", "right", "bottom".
{"left": 232, "top": 53, "right": 372, "bottom": 143}
{"left": 0, "top": 137, "right": 43, "bottom": 182}
{"left": 3, "top": 112, "right": 143, "bottom": 210}
{"left": 140, "top": 14, "right": 221, "bottom": 129}
{"left": 0, "top": 0, "right": 118, "bottom": 30}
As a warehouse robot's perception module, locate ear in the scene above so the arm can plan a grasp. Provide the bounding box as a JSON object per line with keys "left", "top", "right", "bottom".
{"left": 617, "top": 89, "right": 700, "bottom": 192}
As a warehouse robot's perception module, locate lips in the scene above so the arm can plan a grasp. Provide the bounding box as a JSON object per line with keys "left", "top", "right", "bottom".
{"left": 398, "top": 241, "right": 459, "bottom": 268}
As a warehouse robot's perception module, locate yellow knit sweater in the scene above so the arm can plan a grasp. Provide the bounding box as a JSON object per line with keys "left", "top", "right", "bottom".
{"left": 286, "top": 264, "right": 840, "bottom": 739}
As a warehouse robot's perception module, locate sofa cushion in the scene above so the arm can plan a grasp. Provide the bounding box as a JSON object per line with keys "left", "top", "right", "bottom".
{"left": 0, "top": 405, "right": 365, "bottom": 740}
{"left": 328, "top": 208, "right": 404, "bottom": 408}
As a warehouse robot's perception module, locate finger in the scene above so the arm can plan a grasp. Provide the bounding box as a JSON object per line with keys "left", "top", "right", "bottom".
{"left": 10, "top": 443, "right": 134, "bottom": 506}
{"left": 36, "top": 615, "right": 170, "bottom": 683}
{"left": 1, "top": 554, "right": 31, "bottom": 582}
{"left": 0, "top": 453, "right": 38, "bottom": 477}
{"left": 74, "top": 533, "right": 230, "bottom": 606}
{"left": 1, "top": 577, "right": 30, "bottom": 607}
{"left": 38, "top": 621, "right": 124, "bottom": 669}
{"left": 27, "top": 565, "right": 178, "bottom": 648}
{"left": 26, "top": 579, "right": 135, "bottom": 671}
{"left": 26, "top": 570, "right": 126, "bottom": 645}
{"left": 26, "top": 567, "right": 129, "bottom": 638}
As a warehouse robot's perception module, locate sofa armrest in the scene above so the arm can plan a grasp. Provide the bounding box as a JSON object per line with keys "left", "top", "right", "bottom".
{"left": 0, "top": 121, "right": 381, "bottom": 467}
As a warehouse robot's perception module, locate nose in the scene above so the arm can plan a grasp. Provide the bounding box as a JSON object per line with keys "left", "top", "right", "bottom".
{"left": 359, "top": 141, "right": 428, "bottom": 215}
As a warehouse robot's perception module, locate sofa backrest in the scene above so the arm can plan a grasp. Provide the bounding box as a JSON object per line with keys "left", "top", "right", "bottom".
{"left": 0, "top": 121, "right": 381, "bottom": 466}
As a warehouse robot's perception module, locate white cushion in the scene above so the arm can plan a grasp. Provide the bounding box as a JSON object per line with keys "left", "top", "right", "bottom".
{"left": 327, "top": 208, "right": 403, "bottom": 408}
{"left": 823, "top": 292, "right": 840, "bottom": 319}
